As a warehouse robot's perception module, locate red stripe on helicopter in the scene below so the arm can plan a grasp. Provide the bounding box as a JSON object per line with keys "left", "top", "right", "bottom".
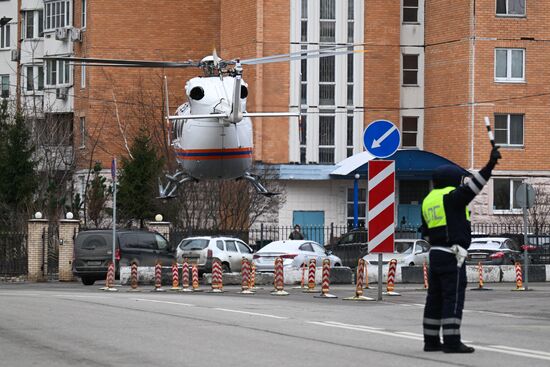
{"left": 175, "top": 147, "right": 253, "bottom": 160}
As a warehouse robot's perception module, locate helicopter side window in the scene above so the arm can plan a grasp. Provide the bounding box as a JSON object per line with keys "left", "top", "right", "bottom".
{"left": 189, "top": 86, "right": 204, "bottom": 100}
{"left": 240, "top": 85, "right": 248, "bottom": 99}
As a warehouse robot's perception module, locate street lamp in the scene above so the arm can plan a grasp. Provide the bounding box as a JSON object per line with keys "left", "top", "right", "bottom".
{"left": 0, "top": 17, "right": 12, "bottom": 28}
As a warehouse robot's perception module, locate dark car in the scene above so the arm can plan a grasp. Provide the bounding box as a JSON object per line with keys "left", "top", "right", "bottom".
{"left": 325, "top": 228, "right": 367, "bottom": 268}
{"left": 73, "top": 229, "right": 175, "bottom": 285}
{"left": 466, "top": 237, "right": 520, "bottom": 265}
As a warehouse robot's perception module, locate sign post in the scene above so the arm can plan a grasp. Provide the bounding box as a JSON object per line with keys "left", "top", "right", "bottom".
{"left": 516, "top": 182, "right": 535, "bottom": 291}
{"left": 364, "top": 119, "right": 400, "bottom": 301}
{"left": 111, "top": 157, "right": 117, "bottom": 275}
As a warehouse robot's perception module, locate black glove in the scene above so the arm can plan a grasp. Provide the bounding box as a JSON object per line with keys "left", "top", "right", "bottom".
{"left": 489, "top": 146, "right": 502, "bottom": 165}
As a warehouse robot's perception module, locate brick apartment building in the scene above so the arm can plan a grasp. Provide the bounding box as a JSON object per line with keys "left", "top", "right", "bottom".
{"left": 2, "top": 0, "right": 549, "bottom": 239}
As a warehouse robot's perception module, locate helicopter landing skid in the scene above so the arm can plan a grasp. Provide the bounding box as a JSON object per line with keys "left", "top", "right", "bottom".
{"left": 243, "top": 172, "right": 280, "bottom": 197}
{"left": 157, "top": 172, "right": 197, "bottom": 199}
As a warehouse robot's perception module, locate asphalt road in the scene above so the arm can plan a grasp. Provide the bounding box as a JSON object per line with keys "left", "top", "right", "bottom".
{"left": 1, "top": 281, "right": 550, "bottom": 367}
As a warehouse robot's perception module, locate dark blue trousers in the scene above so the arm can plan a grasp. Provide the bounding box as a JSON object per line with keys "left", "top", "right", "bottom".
{"left": 423, "top": 249, "right": 467, "bottom": 347}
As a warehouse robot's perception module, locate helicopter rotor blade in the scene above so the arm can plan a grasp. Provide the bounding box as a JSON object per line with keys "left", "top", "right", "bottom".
{"left": 239, "top": 47, "right": 366, "bottom": 66}
{"left": 40, "top": 56, "right": 200, "bottom": 68}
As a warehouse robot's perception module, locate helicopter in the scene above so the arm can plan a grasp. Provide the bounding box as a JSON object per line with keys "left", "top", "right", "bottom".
{"left": 47, "top": 47, "right": 359, "bottom": 198}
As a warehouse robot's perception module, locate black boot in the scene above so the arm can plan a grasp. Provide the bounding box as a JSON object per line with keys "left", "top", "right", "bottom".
{"left": 424, "top": 343, "right": 442, "bottom": 352}
{"left": 443, "top": 343, "right": 475, "bottom": 353}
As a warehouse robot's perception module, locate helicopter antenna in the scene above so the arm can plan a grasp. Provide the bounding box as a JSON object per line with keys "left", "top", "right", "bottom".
{"left": 163, "top": 75, "right": 172, "bottom": 146}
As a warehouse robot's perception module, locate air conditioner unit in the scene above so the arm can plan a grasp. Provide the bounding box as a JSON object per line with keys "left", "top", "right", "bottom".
{"left": 10, "top": 49, "right": 19, "bottom": 62}
{"left": 56, "top": 87, "right": 68, "bottom": 100}
{"left": 70, "top": 28, "right": 82, "bottom": 42}
{"left": 55, "top": 27, "right": 68, "bottom": 41}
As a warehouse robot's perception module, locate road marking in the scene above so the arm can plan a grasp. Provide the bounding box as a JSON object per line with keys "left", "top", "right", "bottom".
{"left": 214, "top": 308, "right": 288, "bottom": 319}
{"left": 0, "top": 292, "right": 42, "bottom": 297}
{"left": 54, "top": 294, "right": 109, "bottom": 299}
{"left": 308, "top": 320, "right": 550, "bottom": 362}
{"left": 135, "top": 299, "right": 194, "bottom": 307}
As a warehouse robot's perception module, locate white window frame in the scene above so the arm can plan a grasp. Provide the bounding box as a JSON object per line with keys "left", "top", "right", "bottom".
{"left": 494, "top": 113, "right": 524, "bottom": 147}
{"left": 403, "top": 0, "right": 419, "bottom": 23}
{"left": 494, "top": 48, "right": 525, "bottom": 83}
{"left": 25, "top": 65, "right": 45, "bottom": 93}
{"left": 23, "top": 10, "right": 44, "bottom": 39}
{"left": 496, "top": 0, "right": 526, "bottom": 17}
{"left": 402, "top": 53, "right": 419, "bottom": 86}
{"left": 401, "top": 116, "right": 419, "bottom": 148}
{"left": 492, "top": 178, "right": 523, "bottom": 214}
{"left": 1, "top": 74, "right": 9, "bottom": 98}
{"left": 80, "top": 64, "right": 86, "bottom": 88}
{"left": 81, "top": 0, "right": 87, "bottom": 29}
{"left": 0, "top": 24, "right": 10, "bottom": 49}
{"left": 79, "top": 116, "right": 86, "bottom": 148}
{"left": 44, "top": 0, "right": 72, "bottom": 31}
{"left": 46, "top": 59, "right": 71, "bottom": 86}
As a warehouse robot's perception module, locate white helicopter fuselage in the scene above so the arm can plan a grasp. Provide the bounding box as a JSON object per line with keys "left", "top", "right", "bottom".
{"left": 172, "top": 76, "right": 253, "bottom": 180}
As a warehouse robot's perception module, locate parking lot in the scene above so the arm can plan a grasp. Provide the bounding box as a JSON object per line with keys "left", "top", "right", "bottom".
{"left": 1, "top": 281, "right": 550, "bottom": 366}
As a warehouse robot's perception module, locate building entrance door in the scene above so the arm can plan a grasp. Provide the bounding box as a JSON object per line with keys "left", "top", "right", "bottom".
{"left": 292, "top": 211, "right": 325, "bottom": 244}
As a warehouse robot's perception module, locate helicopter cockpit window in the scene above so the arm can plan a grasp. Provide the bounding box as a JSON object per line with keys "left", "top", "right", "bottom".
{"left": 240, "top": 85, "right": 248, "bottom": 99}
{"left": 189, "top": 86, "right": 204, "bottom": 100}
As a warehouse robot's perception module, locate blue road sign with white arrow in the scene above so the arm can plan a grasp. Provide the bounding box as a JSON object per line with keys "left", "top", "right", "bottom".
{"left": 363, "top": 120, "right": 401, "bottom": 158}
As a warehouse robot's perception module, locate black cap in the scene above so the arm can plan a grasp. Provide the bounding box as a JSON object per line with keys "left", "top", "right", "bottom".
{"left": 433, "top": 164, "right": 464, "bottom": 188}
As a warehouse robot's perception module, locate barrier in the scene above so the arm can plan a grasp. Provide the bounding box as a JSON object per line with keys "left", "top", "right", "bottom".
{"left": 363, "top": 261, "right": 370, "bottom": 289}
{"left": 180, "top": 259, "right": 192, "bottom": 292}
{"left": 191, "top": 264, "right": 202, "bottom": 292}
{"left": 303, "top": 259, "right": 317, "bottom": 293}
{"left": 293, "top": 261, "right": 307, "bottom": 289}
{"left": 248, "top": 262, "right": 258, "bottom": 291}
{"left": 127, "top": 262, "right": 141, "bottom": 292}
{"left": 512, "top": 262, "right": 525, "bottom": 291}
{"left": 102, "top": 261, "right": 118, "bottom": 292}
{"left": 152, "top": 261, "right": 166, "bottom": 292}
{"left": 271, "top": 257, "right": 288, "bottom": 296}
{"left": 343, "top": 258, "right": 374, "bottom": 301}
{"left": 170, "top": 263, "right": 180, "bottom": 291}
{"left": 471, "top": 261, "right": 491, "bottom": 291}
{"left": 210, "top": 259, "right": 224, "bottom": 293}
{"left": 314, "top": 259, "right": 337, "bottom": 298}
{"left": 383, "top": 259, "right": 400, "bottom": 296}
{"left": 423, "top": 261, "right": 429, "bottom": 290}
{"left": 240, "top": 258, "right": 254, "bottom": 294}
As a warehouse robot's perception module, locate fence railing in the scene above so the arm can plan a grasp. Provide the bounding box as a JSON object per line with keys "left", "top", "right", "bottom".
{"left": 0, "top": 232, "right": 27, "bottom": 277}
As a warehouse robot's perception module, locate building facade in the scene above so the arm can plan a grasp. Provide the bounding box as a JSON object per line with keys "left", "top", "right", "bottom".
{"left": 3, "top": 0, "right": 549, "bottom": 234}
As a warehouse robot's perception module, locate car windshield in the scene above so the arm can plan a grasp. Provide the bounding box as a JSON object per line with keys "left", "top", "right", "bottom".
{"left": 395, "top": 242, "right": 414, "bottom": 254}
{"left": 179, "top": 239, "right": 209, "bottom": 250}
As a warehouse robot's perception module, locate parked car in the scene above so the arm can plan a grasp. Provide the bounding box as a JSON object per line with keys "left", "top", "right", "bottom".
{"left": 362, "top": 239, "right": 431, "bottom": 266}
{"left": 466, "top": 237, "right": 520, "bottom": 265}
{"left": 253, "top": 240, "right": 342, "bottom": 272}
{"left": 73, "top": 229, "right": 175, "bottom": 286}
{"left": 325, "top": 228, "right": 367, "bottom": 268}
{"left": 520, "top": 242, "right": 550, "bottom": 264}
{"left": 175, "top": 236, "right": 254, "bottom": 273}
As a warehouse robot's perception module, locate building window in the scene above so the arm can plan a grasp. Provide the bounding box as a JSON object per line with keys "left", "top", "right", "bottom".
{"left": 81, "top": 64, "right": 86, "bottom": 88}
{"left": 80, "top": 116, "right": 86, "bottom": 148}
{"left": 403, "top": 54, "right": 419, "bottom": 85}
{"left": 42, "top": 113, "right": 73, "bottom": 146}
{"left": 347, "top": 0, "right": 354, "bottom": 43}
{"left": 0, "top": 24, "right": 10, "bottom": 49}
{"left": 301, "top": 0, "right": 307, "bottom": 42}
{"left": 403, "top": 0, "right": 419, "bottom": 22}
{"left": 347, "top": 49, "right": 354, "bottom": 105}
{"left": 319, "top": 0, "right": 336, "bottom": 43}
{"left": 347, "top": 114, "right": 354, "bottom": 157}
{"left": 299, "top": 112, "right": 306, "bottom": 163}
{"left": 319, "top": 52, "right": 335, "bottom": 105}
{"left": 46, "top": 59, "right": 71, "bottom": 86}
{"left": 494, "top": 114, "right": 523, "bottom": 146}
{"left": 493, "top": 178, "right": 522, "bottom": 212}
{"left": 26, "top": 66, "right": 44, "bottom": 92}
{"left": 81, "top": 0, "right": 87, "bottom": 28}
{"left": 495, "top": 48, "right": 524, "bottom": 82}
{"left": 300, "top": 45, "right": 307, "bottom": 104}
{"left": 347, "top": 187, "right": 366, "bottom": 229}
{"left": 319, "top": 113, "right": 335, "bottom": 164}
{"left": 24, "top": 10, "right": 44, "bottom": 39}
{"left": 1, "top": 75, "right": 9, "bottom": 98}
{"left": 401, "top": 116, "right": 418, "bottom": 148}
{"left": 496, "top": 0, "right": 525, "bottom": 16}
{"left": 45, "top": 0, "right": 72, "bottom": 30}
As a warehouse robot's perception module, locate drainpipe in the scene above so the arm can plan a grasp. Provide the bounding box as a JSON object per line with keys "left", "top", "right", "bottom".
{"left": 469, "top": 0, "right": 476, "bottom": 170}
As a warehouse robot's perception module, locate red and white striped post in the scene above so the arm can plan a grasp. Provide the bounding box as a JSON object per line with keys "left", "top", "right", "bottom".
{"left": 512, "top": 261, "right": 525, "bottom": 291}
{"left": 303, "top": 259, "right": 317, "bottom": 293}
{"left": 423, "top": 260, "right": 429, "bottom": 290}
{"left": 383, "top": 259, "right": 400, "bottom": 296}
{"left": 210, "top": 259, "right": 224, "bottom": 293}
{"left": 153, "top": 261, "right": 166, "bottom": 292}
{"left": 127, "top": 262, "right": 140, "bottom": 292}
{"left": 271, "top": 257, "right": 288, "bottom": 296}
{"left": 102, "top": 261, "right": 118, "bottom": 292}
{"left": 471, "top": 261, "right": 491, "bottom": 291}
{"left": 170, "top": 263, "right": 180, "bottom": 291}
{"left": 248, "top": 262, "right": 257, "bottom": 291}
{"left": 368, "top": 160, "right": 396, "bottom": 301}
{"left": 191, "top": 264, "right": 202, "bottom": 292}
{"left": 293, "top": 261, "right": 307, "bottom": 289}
{"left": 180, "top": 259, "right": 192, "bottom": 292}
{"left": 343, "top": 258, "right": 374, "bottom": 301}
{"left": 314, "top": 259, "right": 337, "bottom": 298}
{"left": 240, "top": 258, "right": 254, "bottom": 294}
{"left": 363, "top": 261, "right": 370, "bottom": 289}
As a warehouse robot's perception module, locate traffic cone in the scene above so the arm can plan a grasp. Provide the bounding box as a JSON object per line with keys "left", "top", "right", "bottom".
{"left": 249, "top": 262, "right": 259, "bottom": 291}
{"left": 471, "top": 261, "right": 492, "bottom": 291}
{"left": 363, "top": 261, "right": 370, "bottom": 289}
{"left": 180, "top": 259, "right": 192, "bottom": 292}
{"left": 191, "top": 264, "right": 202, "bottom": 292}
{"left": 239, "top": 258, "right": 254, "bottom": 294}
{"left": 170, "top": 263, "right": 181, "bottom": 291}
{"left": 343, "top": 258, "right": 374, "bottom": 301}
{"left": 127, "top": 262, "right": 141, "bottom": 292}
{"left": 303, "top": 259, "right": 317, "bottom": 293}
{"left": 512, "top": 261, "right": 525, "bottom": 291}
{"left": 423, "top": 260, "right": 429, "bottom": 290}
{"left": 152, "top": 261, "right": 166, "bottom": 292}
{"left": 383, "top": 259, "right": 400, "bottom": 296}
{"left": 314, "top": 259, "right": 337, "bottom": 298}
{"left": 271, "top": 257, "right": 288, "bottom": 296}
{"left": 101, "top": 261, "right": 118, "bottom": 292}
{"left": 293, "top": 261, "right": 307, "bottom": 289}
{"left": 209, "top": 259, "right": 224, "bottom": 293}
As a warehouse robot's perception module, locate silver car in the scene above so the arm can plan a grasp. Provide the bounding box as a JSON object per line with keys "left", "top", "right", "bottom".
{"left": 175, "top": 236, "right": 254, "bottom": 273}
{"left": 362, "top": 239, "right": 431, "bottom": 266}
{"left": 253, "top": 240, "right": 342, "bottom": 272}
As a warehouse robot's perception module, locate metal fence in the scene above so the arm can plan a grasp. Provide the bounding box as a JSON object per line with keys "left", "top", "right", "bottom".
{"left": 0, "top": 232, "right": 27, "bottom": 277}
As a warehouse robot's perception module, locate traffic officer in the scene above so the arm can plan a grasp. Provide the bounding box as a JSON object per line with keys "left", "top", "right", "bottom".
{"left": 421, "top": 146, "right": 502, "bottom": 353}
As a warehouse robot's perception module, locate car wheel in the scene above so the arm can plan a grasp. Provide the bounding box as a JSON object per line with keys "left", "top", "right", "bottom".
{"left": 222, "top": 263, "right": 231, "bottom": 273}
{"left": 81, "top": 277, "right": 95, "bottom": 286}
